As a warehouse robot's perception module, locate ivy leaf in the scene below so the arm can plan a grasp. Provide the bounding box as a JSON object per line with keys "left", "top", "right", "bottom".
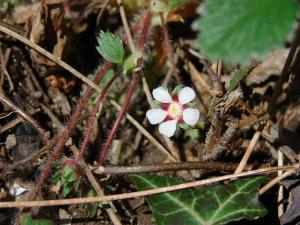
{"left": 22, "top": 213, "right": 54, "bottom": 225}
{"left": 194, "top": 0, "right": 298, "bottom": 65}
{"left": 132, "top": 174, "right": 267, "bottom": 225}
{"left": 96, "top": 31, "right": 124, "bottom": 64}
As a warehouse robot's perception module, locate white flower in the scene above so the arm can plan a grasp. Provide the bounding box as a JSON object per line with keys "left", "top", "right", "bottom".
{"left": 146, "top": 86, "right": 200, "bottom": 137}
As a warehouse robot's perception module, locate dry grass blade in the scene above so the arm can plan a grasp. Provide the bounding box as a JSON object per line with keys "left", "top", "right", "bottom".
{"left": 0, "top": 165, "right": 296, "bottom": 208}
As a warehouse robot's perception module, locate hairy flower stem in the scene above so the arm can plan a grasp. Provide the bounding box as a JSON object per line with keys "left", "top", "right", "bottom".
{"left": 78, "top": 73, "right": 118, "bottom": 159}
{"left": 98, "top": 11, "right": 152, "bottom": 164}
{"left": 29, "top": 62, "right": 111, "bottom": 200}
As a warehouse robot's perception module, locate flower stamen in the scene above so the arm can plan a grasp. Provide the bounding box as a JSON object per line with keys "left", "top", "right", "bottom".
{"left": 168, "top": 102, "right": 182, "bottom": 119}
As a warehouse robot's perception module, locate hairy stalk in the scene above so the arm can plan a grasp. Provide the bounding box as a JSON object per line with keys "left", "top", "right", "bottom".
{"left": 78, "top": 73, "right": 118, "bottom": 159}
{"left": 29, "top": 62, "right": 111, "bottom": 200}
{"left": 98, "top": 11, "right": 152, "bottom": 164}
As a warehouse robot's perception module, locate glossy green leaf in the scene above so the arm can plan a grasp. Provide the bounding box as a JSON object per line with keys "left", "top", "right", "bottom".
{"left": 194, "top": 0, "right": 298, "bottom": 65}
{"left": 97, "top": 31, "right": 124, "bottom": 64}
{"left": 22, "top": 213, "right": 54, "bottom": 225}
{"left": 132, "top": 174, "right": 267, "bottom": 225}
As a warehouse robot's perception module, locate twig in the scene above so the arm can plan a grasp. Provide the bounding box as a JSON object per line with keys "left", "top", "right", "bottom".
{"left": 259, "top": 168, "right": 296, "bottom": 195}
{"left": 277, "top": 150, "right": 284, "bottom": 217}
{"left": 110, "top": 99, "right": 176, "bottom": 162}
{"left": 0, "top": 109, "right": 39, "bottom": 133}
{"left": 161, "top": 67, "right": 173, "bottom": 87}
{"left": 96, "top": 0, "right": 110, "bottom": 27}
{"left": 94, "top": 161, "right": 241, "bottom": 175}
{"left": 234, "top": 130, "right": 261, "bottom": 174}
{"left": 187, "top": 61, "right": 214, "bottom": 96}
{"left": 269, "top": 23, "right": 300, "bottom": 112}
{"left": 0, "top": 90, "right": 49, "bottom": 143}
{"left": 0, "top": 24, "right": 101, "bottom": 93}
{"left": 0, "top": 44, "right": 13, "bottom": 91}
{"left": 0, "top": 140, "right": 55, "bottom": 176}
{"left": 82, "top": 159, "right": 122, "bottom": 225}
{"left": 117, "top": 0, "right": 137, "bottom": 55}
{"left": 0, "top": 165, "right": 296, "bottom": 208}
{"left": 0, "top": 111, "right": 15, "bottom": 119}
{"left": 98, "top": 11, "right": 152, "bottom": 164}
{"left": 159, "top": 12, "right": 180, "bottom": 84}
{"left": 142, "top": 77, "right": 154, "bottom": 108}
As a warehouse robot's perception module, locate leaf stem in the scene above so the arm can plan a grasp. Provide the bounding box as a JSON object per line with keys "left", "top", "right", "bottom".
{"left": 98, "top": 11, "right": 152, "bottom": 164}
{"left": 78, "top": 73, "right": 118, "bottom": 159}
{"left": 29, "top": 62, "right": 111, "bottom": 200}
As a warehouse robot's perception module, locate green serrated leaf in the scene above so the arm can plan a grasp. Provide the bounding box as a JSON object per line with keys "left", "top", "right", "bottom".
{"left": 226, "top": 67, "right": 248, "bottom": 92}
{"left": 97, "top": 31, "right": 124, "bottom": 64}
{"left": 62, "top": 165, "right": 77, "bottom": 183}
{"left": 22, "top": 213, "right": 54, "bottom": 225}
{"left": 50, "top": 170, "right": 62, "bottom": 183}
{"left": 86, "top": 189, "right": 98, "bottom": 218}
{"left": 132, "top": 174, "right": 267, "bottom": 225}
{"left": 194, "top": 0, "right": 298, "bottom": 65}
{"left": 63, "top": 181, "right": 73, "bottom": 197}
{"left": 74, "top": 180, "right": 81, "bottom": 192}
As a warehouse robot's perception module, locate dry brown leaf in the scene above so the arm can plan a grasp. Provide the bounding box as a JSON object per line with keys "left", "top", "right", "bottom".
{"left": 246, "top": 49, "right": 289, "bottom": 86}
{"left": 14, "top": 2, "right": 67, "bottom": 68}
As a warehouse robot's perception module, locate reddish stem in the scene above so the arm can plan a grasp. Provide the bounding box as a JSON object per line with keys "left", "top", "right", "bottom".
{"left": 78, "top": 73, "right": 118, "bottom": 159}
{"left": 98, "top": 11, "right": 152, "bottom": 164}
{"left": 29, "top": 62, "right": 111, "bottom": 200}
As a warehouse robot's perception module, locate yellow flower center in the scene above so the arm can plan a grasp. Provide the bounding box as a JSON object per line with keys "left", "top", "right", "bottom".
{"left": 168, "top": 102, "right": 182, "bottom": 119}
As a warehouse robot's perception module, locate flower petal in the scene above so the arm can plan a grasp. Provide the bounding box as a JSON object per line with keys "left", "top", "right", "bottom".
{"left": 152, "top": 87, "right": 172, "bottom": 103}
{"left": 178, "top": 87, "right": 195, "bottom": 104}
{"left": 159, "top": 120, "right": 177, "bottom": 137}
{"left": 183, "top": 108, "right": 200, "bottom": 126}
{"left": 146, "top": 108, "right": 168, "bottom": 125}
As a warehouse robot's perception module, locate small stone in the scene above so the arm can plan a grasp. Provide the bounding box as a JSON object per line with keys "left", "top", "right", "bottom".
{"left": 9, "top": 183, "right": 27, "bottom": 196}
